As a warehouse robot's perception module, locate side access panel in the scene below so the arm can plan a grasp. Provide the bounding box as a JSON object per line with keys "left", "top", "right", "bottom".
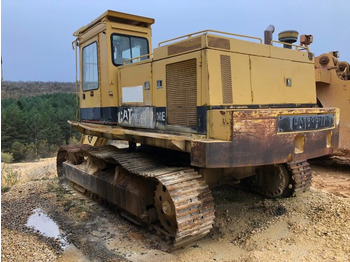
{"left": 118, "top": 63, "right": 154, "bottom": 128}
{"left": 152, "top": 51, "right": 205, "bottom": 133}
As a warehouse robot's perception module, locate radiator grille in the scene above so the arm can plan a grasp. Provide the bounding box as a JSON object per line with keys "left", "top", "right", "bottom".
{"left": 166, "top": 59, "right": 197, "bottom": 127}
{"left": 208, "top": 36, "right": 230, "bottom": 50}
{"left": 168, "top": 37, "right": 202, "bottom": 55}
{"left": 220, "top": 55, "right": 233, "bottom": 104}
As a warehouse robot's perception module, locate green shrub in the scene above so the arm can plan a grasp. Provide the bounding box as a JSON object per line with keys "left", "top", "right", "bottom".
{"left": 1, "top": 186, "right": 11, "bottom": 193}
{"left": 24, "top": 142, "right": 38, "bottom": 161}
{"left": 1, "top": 152, "right": 14, "bottom": 163}
{"left": 11, "top": 141, "right": 27, "bottom": 161}
{"left": 1, "top": 166, "right": 21, "bottom": 188}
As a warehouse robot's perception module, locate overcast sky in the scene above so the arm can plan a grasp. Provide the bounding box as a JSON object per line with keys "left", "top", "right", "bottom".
{"left": 2, "top": 0, "right": 349, "bottom": 82}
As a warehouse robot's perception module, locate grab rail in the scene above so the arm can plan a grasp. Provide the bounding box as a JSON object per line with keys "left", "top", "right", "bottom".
{"left": 270, "top": 40, "right": 310, "bottom": 52}
{"left": 123, "top": 53, "right": 153, "bottom": 65}
{"left": 158, "top": 29, "right": 263, "bottom": 47}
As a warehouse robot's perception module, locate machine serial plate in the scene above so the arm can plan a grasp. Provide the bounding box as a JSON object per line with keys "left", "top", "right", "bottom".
{"left": 277, "top": 114, "right": 334, "bottom": 132}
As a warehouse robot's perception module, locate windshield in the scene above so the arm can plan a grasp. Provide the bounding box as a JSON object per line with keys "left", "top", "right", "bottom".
{"left": 111, "top": 34, "right": 149, "bottom": 66}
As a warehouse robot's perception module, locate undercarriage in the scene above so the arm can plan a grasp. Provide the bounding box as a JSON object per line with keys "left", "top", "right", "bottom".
{"left": 57, "top": 143, "right": 312, "bottom": 248}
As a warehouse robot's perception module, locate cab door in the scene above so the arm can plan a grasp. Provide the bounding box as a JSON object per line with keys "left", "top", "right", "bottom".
{"left": 79, "top": 38, "right": 102, "bottom": 121}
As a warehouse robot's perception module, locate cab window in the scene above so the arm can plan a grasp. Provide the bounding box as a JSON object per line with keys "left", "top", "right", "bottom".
{"left": 82, "top": 42, "right": 99, "bottom": 91}
{"left": 111, "top": 34, "right": 149, "bottom": 66}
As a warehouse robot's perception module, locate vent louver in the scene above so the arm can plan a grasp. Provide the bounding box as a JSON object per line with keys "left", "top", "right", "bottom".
{"left": 208, "top": 36, "right": 230, "bottom": 50}
{"left": 220, "top": 55, "right": 233, "bottom": 104}
{"left": 168, "top": 37, "right": 202, "bottom": 55}
{"left": 166, "top": 59, "right": 197, "bottom": 127}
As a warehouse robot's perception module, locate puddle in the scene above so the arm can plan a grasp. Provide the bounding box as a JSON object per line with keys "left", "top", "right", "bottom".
{"left": 26, "top": 208, "right": 69, "bottom": 249}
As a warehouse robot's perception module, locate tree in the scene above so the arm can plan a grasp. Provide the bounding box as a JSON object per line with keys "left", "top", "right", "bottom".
{"left": 11, "top": 141, "right": 27, "bottom": 161}
{"left": 1, "top": 92, "right": 78, "bottom": 162}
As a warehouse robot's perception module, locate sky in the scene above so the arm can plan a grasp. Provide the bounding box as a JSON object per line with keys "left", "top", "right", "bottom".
{"left": 1, "top": 0, "right": 349, "bottom": 82}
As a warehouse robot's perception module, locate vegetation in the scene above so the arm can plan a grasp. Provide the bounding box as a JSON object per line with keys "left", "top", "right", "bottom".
{"left": 1, "top": 92, "right": 79, "bottom": 162}
{"left": 1, "top": 166, "right": 21, "bottom": 192}
{"left": 1, "top": 81, "right": 75, "bottom": 99}
{"left": 1, "top": 152, "right": 14, "bottom": 163}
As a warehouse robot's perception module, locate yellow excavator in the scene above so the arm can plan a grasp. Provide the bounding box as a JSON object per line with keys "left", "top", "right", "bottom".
{"left": 57, "top": 10, "right": 340, "bottom": 248}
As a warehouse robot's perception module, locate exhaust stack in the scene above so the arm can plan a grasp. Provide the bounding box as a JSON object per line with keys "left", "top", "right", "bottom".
{"left": 264, "top": 25, "right": 275, "bottom": 45}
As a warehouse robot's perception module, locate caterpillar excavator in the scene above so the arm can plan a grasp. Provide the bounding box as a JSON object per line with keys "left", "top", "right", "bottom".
{"left": 57, "top": 10, "right": 340, "bottom": 248}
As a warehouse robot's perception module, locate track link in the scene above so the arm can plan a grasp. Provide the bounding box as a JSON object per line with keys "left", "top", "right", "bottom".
{"left": 287, "top": 160, "right": 313, "bottom": 194}
{"left": 57, "top": 144, "right": 215, "bottom": 248}
{"left": 155, "top": 170, "right": 215, "bottom": 248}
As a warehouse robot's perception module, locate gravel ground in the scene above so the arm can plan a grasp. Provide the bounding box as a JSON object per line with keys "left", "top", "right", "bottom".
{"left": 1, "top": 159, "right": 350, "bottom": 262}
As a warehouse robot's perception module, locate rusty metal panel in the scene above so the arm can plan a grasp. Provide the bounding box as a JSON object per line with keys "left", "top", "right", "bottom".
{"left": 191, "top": 108, "right": 340, "bottom": 168}
{"left": 220, "top": 55, "right": 233, "bottom": 104}
{"left": 191, "top": 129, "right": 339, "bottom": 168}
{"left": 166, "top": 59, "right": 197, "bottom": 127}
{"left": 62, "top": 162, "right": 155, "bottom": 224}
{"left": 277, "top": 114, "right": 334, "bottom": 132}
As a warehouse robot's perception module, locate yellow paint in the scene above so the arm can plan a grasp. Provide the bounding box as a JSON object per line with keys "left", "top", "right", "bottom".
{"left": 81, "top": 135, "right": 108, "bottom": 146}
{"left": 250, "top": 56, "right": 316, "bottom": 104}
{"left": 75, "top": 10, "right": 153, "bottom": 110}
{"left": 75, "top": 9, "right": 319, "bottom": 110}
{"left": 315, "top": 53, "right": 350, "bottom": 149}
{"left": 152, "top": 52, "right": 202, "bottom": 107}
{"left": 206, "top": 50, "right": 251, "bottom": 105}
{"left": 119, "top": 63, "right": 152, "bottom": 106}
{"left": 208, "top": 110, "right": 233, "bottom": 141}
{"left": 315, "top": 68, "right": 331, "bottom": 84}
{"left": 73, "top": 11, "right": 340, "bottom": 156}
{"left": 79, "top": 37, "right": 101, "bottom": 110}
{"left": 270, "top": 42, "right": 312, "bottom": 62}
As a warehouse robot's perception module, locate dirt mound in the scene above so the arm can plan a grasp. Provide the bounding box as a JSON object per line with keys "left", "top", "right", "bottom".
{"left": 1, "top": 157, "right": 56, "bottom": 186}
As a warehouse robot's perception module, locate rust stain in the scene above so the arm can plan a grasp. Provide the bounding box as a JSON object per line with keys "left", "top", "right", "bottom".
{"left": 192, "top": 109, "right": 339, "bottom": 168}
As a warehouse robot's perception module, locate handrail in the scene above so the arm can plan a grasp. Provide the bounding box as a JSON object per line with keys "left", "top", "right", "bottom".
{"left": 72, "top": 39, "right": 80, "bottom": 120}
{"left": 158, "top": 29, "right": 262, "bottom": 47}
{"left": 123, "top": 53, "right": 153, "bottom": 65}
{"left": 270, "top": 40, "right": 310, "bottom": 52}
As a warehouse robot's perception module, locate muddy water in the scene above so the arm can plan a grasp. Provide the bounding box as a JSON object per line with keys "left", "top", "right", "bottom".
{"left": 26, "top": 208, "right": 69, "bottom": 248}
{"left": 26, "top": 208, "right": 87, "bottom": 261}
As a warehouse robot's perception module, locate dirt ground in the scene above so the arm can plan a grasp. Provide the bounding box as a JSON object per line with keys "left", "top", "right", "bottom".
{"left": 1, "top": 156, "right": 350, "bottom": 262}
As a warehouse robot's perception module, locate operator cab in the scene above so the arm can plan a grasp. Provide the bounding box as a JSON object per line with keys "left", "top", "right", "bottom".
{"left": 73, "top": 10, "right": 154, "bottom": 123}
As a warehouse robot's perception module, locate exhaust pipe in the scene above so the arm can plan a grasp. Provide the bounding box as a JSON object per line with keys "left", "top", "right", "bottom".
{"left": 264, "top": 25, "right": 275, "bottom": 45}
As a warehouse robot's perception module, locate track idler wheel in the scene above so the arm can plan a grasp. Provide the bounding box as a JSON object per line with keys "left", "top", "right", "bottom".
{"left": 154, "top": 183, "right": 177, "bottom": 236}
{"left": 244, "top": 164, "right": 292, "bottom": 198}
{"left": 57, "top": 146, "right": 85, "bottom": 184}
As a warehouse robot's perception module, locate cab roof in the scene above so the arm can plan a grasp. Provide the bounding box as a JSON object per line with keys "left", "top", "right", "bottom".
{"left": 73, "top": 10, "right": 155, "bottom": 37}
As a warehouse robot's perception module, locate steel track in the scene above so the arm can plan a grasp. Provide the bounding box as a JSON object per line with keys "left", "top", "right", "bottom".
{"left": 245, "top": 160, "right": 313, "bottom": 198}
{"left": 57, "top": 144, "right": 215, "bottom": 248}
